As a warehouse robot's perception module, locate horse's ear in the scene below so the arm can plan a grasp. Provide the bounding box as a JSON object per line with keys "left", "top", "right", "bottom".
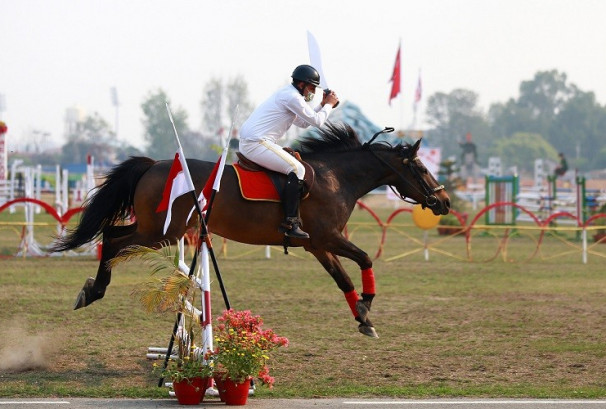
{"left": 412, "top": 138, "right": 422, "bottom": 153}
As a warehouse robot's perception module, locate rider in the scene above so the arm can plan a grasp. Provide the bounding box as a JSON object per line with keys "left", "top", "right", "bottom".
{"left": 554, "top": 152, "right": 568, "bottom": 178}
{"left": 239, "top": 64, "right": 339, "bottom": 238}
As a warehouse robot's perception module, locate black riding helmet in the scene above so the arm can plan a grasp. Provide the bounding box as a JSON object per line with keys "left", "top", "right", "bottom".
{"left": 291, "top": 65, "right": 321, "bottom": 88}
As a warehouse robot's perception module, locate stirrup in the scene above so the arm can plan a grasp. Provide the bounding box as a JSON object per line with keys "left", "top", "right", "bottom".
{"left": 279, "top": 218, "right": 309, "bottom": 239}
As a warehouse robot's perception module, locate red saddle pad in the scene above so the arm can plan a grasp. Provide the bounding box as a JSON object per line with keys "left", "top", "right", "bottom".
{"left": 233, "top": 163, "right": 281, "bottom": 202}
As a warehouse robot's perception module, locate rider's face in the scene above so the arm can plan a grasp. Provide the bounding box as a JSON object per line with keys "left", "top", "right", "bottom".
{"left": 303, "top": 83, "right": 316, "bottom": 102}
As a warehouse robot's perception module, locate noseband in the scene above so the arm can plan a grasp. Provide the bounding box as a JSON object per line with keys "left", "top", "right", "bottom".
{"left": 363, "top": 128, "right": 445, "bottom": 209}
{"left": 401, "top": 156, "right": 445, "bottom": 208}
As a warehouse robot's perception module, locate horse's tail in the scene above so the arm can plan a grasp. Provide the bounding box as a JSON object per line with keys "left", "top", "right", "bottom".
{"left": 50, "top": 156, "right": 157, "bottom": 252}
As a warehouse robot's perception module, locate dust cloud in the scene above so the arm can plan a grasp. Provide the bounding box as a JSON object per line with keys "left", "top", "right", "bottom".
{"left": 0, "top": 320, "right": 62, "bottom": 372}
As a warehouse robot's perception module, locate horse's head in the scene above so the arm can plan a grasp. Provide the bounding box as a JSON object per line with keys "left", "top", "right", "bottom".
{"left": 365, "top": 132, "right": 450, "bottom": 215}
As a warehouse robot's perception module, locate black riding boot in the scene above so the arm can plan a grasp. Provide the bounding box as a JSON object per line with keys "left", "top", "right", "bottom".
{"left": 279, "top": 172, "right": 309, "bottom": 239}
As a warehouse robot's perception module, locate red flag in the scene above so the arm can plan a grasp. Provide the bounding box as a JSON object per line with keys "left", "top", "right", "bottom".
{"left": 201, "top": 158, "right": 221, "bottom": 213}
{"left": 183, "top": 157, "right": 222, "bottom": 227}
{"left": 156, "top": 152, "right": 193, "bottom": 234}
{"left": 414, "top": 72, "right": 422, "bottom": 104}
{"left": 389, "top": 44, "right": 401, "bottom": 105}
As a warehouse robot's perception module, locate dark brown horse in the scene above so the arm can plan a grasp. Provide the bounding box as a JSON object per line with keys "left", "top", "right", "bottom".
{"left": 51, "top": 123, "right": 450, "bottom": 337}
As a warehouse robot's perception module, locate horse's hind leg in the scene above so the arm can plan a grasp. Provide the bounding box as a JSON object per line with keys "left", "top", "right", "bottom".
{"left": 74, "top": 224, "right": 137, "bottom": 309}
{"left": 308, "top": 249, "right": 378, "bottom": 338}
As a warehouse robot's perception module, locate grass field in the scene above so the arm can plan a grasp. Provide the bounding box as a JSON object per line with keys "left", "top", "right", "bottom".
{"left": 0, "top": 202, "right": 605, "bottom": 399}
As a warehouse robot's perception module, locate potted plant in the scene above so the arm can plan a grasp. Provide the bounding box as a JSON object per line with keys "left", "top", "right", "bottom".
{"left": 154, "top": 346, "right": 213, "bottom": 405}
{"left": 209, "top": 309, "right": 289, "bottom": 405}
{"left": 111, "top": 245, "right": 213, "bottom": 405}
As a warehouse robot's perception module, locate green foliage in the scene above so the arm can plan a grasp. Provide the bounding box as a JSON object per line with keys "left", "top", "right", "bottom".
{"left": 111, "top": 244, "right": 211, "bottom": 383}
{"left": 200, "top": 75, "right": 254, "bottom": 142}
{"left": 437, "top": 159, "right": 464, "bottom": 211}
{"left": 494, "top": 132, "right": 559, "bottom": 172}
{"left": 425, "top": 69, "right": 606, "bottom": 172}
{"left": 487, "top": 70, "right": 606, "bottom": 171}
{"left": 211, "top": 309, "right": 288, "bottom": 387}
{"left": 141, "top": 89, "right": 189, "bottom": 159}
{"left": 153, "top": 351, "right": 213, "bottom": 383}
{"left": 425, "top": 89, "right": 491, "bottom": 160}
{"left": 62, "top": 112, "right": 115, "bottom": 164}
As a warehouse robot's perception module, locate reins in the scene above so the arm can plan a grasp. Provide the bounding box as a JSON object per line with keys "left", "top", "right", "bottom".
{"left": 362, "top": 127, "right": 445, "bottom": 208}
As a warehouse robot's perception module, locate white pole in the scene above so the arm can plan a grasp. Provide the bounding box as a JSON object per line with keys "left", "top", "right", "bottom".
{"left": 9, "top": 159, "right": 23, "bottom": 213}
{"left": 200, "top": 241, "right": 214, "bottom": 395}
{"left": 86, "top": 155, "right": 95, "bottom": 195}
{"left": 61, "top": 169, "right": 69, "bottom": 213}
{"left": 55, "top": 165, "right": 62, "bottom": 215}
{"left": 35, "top": 164, "right": 42, "bottom": 214}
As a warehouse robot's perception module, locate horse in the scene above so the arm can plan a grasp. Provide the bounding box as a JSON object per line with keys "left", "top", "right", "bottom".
{"left": 50, "top": 123, "right": 450, "bottom": 337}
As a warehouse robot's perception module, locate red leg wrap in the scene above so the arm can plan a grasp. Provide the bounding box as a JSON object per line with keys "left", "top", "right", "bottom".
{"left": 344, "top": 290, "right": 360, "bottom": 318}
{"left": 361, "top": 268, "right": 376, "bottom": 295}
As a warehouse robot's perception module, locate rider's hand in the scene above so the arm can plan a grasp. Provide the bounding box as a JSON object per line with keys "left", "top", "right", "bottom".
{"left": 322, "top": 89, "right": 340, "bottom": 108}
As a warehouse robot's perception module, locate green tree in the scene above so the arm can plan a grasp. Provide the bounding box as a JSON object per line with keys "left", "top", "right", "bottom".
{"left": 488, "top": 70, "right": 606, "bottom": 171}
{"left": 550, "top": 87, "right": 606, "bottom": 170}
{"left": 141, "top": 89, "right": 189, "bottom": 159}
{"left": 494, "top": 132, "right": 558, "bottom": 173}
{"left": 61, "top": 112, "right": 115, "bottom": 164}
{"left": 425, "top": 89, "right": 491, "bottom": 161}
{"left": 517, "top": 70, "right": 571, "bottom": 135}
{"left": 201, "top": 78, "right": 223, "bottom": 141}
{"left": 488, "top": 99, "right": 535, "bottom": 140}
{"left": 200, "top": 75, "right": 254, "bottom": 146}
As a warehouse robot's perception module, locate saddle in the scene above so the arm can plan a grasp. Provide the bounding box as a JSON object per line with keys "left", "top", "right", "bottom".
{"left": 235, "top": 148, "right": 315, "bottom": 200}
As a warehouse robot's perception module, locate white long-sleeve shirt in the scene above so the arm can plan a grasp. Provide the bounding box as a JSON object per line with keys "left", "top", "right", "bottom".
{"left": 239, "top": 84, "right": 333, "bottom": 143}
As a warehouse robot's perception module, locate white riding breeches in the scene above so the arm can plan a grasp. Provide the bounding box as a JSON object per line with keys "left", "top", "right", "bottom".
{"left": 239, "top": 139, "right": 305, "bottom": 179}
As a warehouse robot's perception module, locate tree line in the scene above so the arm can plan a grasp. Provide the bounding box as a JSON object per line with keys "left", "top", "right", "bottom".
{"left": 425, "top": 69, "right": 606, "bottom": 172}
{"left": 16, "top": 69, "right": 606, "bottom": 174}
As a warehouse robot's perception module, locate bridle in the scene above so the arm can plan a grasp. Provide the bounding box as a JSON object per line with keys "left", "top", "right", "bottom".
{"left": 362, "top": 127, "right": 445, "bottom": 209}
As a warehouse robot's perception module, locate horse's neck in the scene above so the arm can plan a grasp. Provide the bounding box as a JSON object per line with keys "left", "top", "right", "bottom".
{"left": 313, "top": 150, "right": 388, "bottom": 201}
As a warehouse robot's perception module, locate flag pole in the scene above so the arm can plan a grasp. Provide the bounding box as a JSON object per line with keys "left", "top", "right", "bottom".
{"left": 204, "top": 104, "right": 238, "bottom": 225}
{"left": 398, "top": 39, "right": 404, "bottom": 132}
{"left": 158, "top": 103, "right": 231, "bottom": 387}
{"left": 201, "top": 105, "right": 238, "bottom": 313}
{"left": 165, "top": 102, "right": 229, "bottom": 307}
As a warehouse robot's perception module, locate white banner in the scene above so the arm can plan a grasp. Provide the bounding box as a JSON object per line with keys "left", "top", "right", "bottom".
{"left": 0, "top": 132, "right": 6, "bottom": 181}
{"left": 418, "top": 147, "right": 441, "bottom": 176}
{"left": 307, "top": 30, "right": 329, "bottom": 89}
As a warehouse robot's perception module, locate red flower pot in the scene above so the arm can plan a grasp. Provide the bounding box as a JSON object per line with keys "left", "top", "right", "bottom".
{"left": 172, "top": 377, "right": 209, "bottom": 405}
{"left": 213, "top": 374, "right": 226, "bottom": 402}
{"left": 214, "top": 376, "right": 251, "bottom": 406}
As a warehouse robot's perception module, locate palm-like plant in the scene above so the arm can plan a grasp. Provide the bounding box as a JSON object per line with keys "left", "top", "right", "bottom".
{"left": 109, "top": 244, "right": 194, "bottom": 313}
{"left": 109, "top": 244, "right": 210, "bottom": 381}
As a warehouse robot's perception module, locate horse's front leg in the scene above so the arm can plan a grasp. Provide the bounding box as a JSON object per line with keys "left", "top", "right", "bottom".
{"left": 307, "top": 248, "right": 378, "bottom": 338}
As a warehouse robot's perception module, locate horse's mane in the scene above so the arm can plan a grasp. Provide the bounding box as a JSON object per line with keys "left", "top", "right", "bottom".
{"left": 297, "top": 122, "right": 363, "bottom": 154}
{"left": 297, "top": 122, "right": 403, "bottom": 155}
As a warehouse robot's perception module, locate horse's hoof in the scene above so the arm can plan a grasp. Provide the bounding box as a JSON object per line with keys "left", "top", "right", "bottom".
{"left": 358, "top": 324, "right": 379, "bottom": 338}
{"left": 355, "top": 300, "right": 369, "bottom": 322}
{"left": 73, "top": 277, "right": 95, "bottom": 310}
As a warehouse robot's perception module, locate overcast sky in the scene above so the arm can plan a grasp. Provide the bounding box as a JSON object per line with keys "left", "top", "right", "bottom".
{"left": 1, "top": 0, "right": 605, "bottom": 152}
